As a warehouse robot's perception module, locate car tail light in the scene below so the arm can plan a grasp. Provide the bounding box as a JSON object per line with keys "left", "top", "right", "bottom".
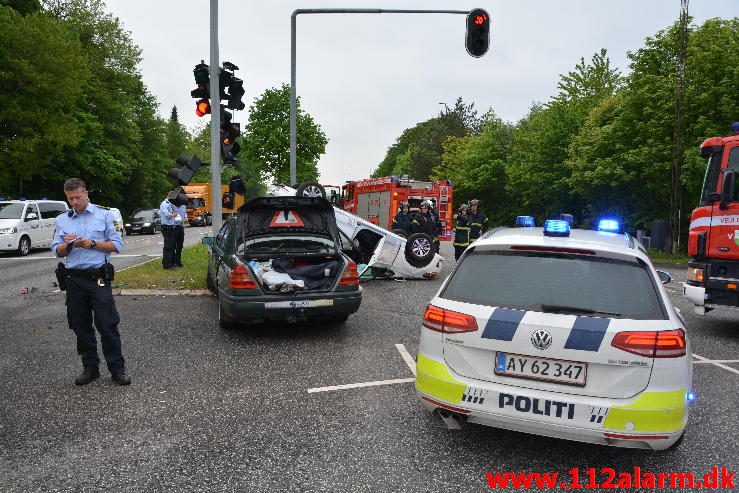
{"left": 422, "top": 304, "right": 478, "bottom": 333}
{"left": 230, "top": 262, "right": 258, "bottom": 289}
{"left": 686, "top": 267, "right": 704, "bottom": 283}
{"left": 339, "top": 261, "right": 359, "bottom": 286}
{"left": 611, "top": 329, "right": 686, "bottom": 358}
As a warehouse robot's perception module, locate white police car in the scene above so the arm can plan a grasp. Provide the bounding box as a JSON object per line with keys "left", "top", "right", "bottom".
{"left": 416, "top": 218, "right": 693, "bottom": 450}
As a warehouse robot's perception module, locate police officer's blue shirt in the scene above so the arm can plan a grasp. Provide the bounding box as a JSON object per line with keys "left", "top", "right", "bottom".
{"left": 177, "top": 204, "right": 187, "bottom": 224}
{"left": 159, "top": 199, "right": 180, "bottom": 226}
{"left": 51, "top": 203, "right": 123, "bottom": 269}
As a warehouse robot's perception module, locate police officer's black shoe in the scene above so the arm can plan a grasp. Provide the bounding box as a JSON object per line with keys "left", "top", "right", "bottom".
{"left": 111, "top": 371, "right": 131, "bottom": 386}
{"left": 75, "top": 369, "right": 100, "bottom": 386}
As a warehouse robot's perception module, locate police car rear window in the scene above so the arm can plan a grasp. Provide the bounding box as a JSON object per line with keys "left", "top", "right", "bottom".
{"left": 442, "top": 251, "right": 667, "bottom": 320}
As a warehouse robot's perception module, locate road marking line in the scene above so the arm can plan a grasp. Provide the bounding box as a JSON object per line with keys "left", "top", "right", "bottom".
{"left": 117, "top": 256, "right": 161, "bottom": 272}
{"left": 307, "top": 378, "right": 415, "bottom": 393}
{"left": 693, "top": 359, "right": 739, "bottom": 364}
{"left": 116, "top": 254, "right": 161, "bottom": 258}
{"left": 693, "top": 353, "right": 739, "bottom": 375}
{"left": 0, "top": 256, "right": 56, "bottom": 260}
{"left": 395, "top": 343, "right": 416, "bottom": 376}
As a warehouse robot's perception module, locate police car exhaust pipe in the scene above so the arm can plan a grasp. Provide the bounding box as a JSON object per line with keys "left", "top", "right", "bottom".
{"left": 437, "top": 409, "right": 466, "bottom": 430}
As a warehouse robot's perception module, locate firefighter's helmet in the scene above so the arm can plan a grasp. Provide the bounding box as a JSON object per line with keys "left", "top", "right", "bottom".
{"left": 459, "top": 203, "right": 469, "bottom": 212}
{"left": 421, "top": 200, "right": 432, "bottom": 209}
{"left": 470, "top": 199, "right": 480, "bottom": 206}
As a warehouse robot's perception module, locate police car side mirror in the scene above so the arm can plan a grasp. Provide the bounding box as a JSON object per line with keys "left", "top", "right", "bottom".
{"left": 202, "top": 237, "right": 215, "bottom": 246}
{"left": 657, "top": 270, "right": 671, "bottom": 284}
{"left": 25, "top": 213, "right": 38, "bottom": 221}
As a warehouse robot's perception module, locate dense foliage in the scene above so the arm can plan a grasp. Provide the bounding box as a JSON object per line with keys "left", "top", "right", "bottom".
{"left": 376, "top": 20, "right": 738, "bottom": 243}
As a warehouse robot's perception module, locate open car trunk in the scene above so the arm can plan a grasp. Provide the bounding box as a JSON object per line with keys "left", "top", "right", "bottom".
{"left": 237, "top": 196, "right": 346, "bottom": 293}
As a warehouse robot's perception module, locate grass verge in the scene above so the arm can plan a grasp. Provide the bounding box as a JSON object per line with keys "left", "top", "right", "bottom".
{"left": 113, "top": 243, "right": 208, "bottom": 290}
{"left": 647, "top": 248, "right": 690, "bottom": 266}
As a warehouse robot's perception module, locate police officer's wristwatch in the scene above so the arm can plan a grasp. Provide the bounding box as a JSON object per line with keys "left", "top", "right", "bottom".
{"left": 90, "top": 240, "right": 97, "bottom": 250}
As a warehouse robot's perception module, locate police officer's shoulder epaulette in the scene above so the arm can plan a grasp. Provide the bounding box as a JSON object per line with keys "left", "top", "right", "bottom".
{"left": 66, "top": 209, "right": 74, "bottom": 217}
{"left": 98, "top": 205, "right": 111, "bottom": 210}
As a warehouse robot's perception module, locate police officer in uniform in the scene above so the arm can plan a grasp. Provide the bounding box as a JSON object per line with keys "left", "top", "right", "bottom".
{"left": 174, "top": 202, "right": 187, "bottom": 268}
{"left": 453, "top": 203, "right": 471, "bottom": 261}
{"left": 468, "top": 199, "right": 490, "bottom": 242}
{"left": 52, "top": 178, "right": 129, "bottom": 386}
{"left": 159, "top": 196, "right": 181, "bottom": 269}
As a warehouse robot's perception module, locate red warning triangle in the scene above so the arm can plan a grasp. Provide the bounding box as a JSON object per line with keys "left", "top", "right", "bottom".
{"left": 269, "top": 210, "right": 305, "bottom": 227}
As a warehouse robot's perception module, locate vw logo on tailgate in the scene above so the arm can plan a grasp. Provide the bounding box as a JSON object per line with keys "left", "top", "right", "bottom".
{"left": 531, "top": 329, "right": 553, "bottom": 350}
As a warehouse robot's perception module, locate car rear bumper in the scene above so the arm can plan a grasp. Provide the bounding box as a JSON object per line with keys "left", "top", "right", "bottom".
{"left": 415, "top": 353, "right": 689, "bottom": 451}
{"left": 220, "top": 289, "right": 362, "bottom": 323}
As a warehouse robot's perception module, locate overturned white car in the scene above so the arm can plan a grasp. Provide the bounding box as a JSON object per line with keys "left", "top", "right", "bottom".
{"left": 265, "top": 183, "right": 443, "bottom": 279}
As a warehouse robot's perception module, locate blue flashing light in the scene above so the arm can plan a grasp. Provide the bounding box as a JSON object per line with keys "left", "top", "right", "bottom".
{"left": 390, "top": 176, "right": 399, "bottom": 182}
{"left": 515, "top": 215, "right": 535, "bottom": 227}
{"left": 687, "top": 391, "right": 696, "bottom": 402}
{"left": 0, "top": 197, "right": 4, "bottom": 201}
{"left": 543, "top": 219, "right": 570, "bottom": 237}
{"left": 598, "top": 218, "right": 620, "bottom": 233}
{"left": 19, "top": 197, "right": 26, "bottom": 201}
{"left": 732, "top": 122, "right": 739, "bottom": 134}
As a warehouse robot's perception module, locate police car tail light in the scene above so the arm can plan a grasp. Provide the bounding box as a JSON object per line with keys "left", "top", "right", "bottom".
{"left": 422, "top": 305, "right": 478, "bottom": 333}
{"left": 230, "top": 262, "right": 258, "bottom": 289}
{"left": 339, "top": 261, "right": 359, "bottom": 286}
{"left": 611, "top": 329, "right": 686, "bottom": 358}
{"left": 543, "top": 219, "right": 570, "bottom": 237}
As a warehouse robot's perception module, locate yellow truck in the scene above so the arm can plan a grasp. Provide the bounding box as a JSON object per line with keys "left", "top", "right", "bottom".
{"left": 183, "top": 183, "right": 244, "bottom": 226}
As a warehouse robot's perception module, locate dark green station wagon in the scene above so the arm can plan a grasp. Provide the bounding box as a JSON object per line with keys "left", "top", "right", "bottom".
{"left": 203, "top": 196, "right": 362, "bottom": 329}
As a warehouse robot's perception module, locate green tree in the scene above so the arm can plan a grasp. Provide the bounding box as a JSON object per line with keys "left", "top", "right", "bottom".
{"left": 166, "top": 106, "right": 190, "bottom": 161}
{"left": 243, "top": 83, "right": 327, "bottom": 184}
{"left": 0, "top": 6, "right": 87, "bottom": 197}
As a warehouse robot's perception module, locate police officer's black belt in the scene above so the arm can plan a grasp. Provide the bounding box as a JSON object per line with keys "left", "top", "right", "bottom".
{"left": 67, "top": 268, "right": 104, "bottom": 279}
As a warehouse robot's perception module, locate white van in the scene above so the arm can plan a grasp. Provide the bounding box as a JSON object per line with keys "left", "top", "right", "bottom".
{"left": 0, "top": 200, "right": 69, "bottom": 256}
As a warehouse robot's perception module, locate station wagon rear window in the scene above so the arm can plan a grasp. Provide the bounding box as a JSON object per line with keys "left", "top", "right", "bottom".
{"left": 442, "top": 250, "right": 667, "bottom": 320}
{"left": 238, "top": 235, "right": 336, "bottom": 255}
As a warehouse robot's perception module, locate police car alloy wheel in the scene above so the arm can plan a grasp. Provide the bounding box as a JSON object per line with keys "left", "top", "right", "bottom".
{"left": 415, "top": 224, "right": 693, "bottom": 451}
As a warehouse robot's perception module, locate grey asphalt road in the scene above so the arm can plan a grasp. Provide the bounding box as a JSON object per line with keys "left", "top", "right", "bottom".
{"left": 0, "top": 226, "right": 207, "bottom": 303}
{"left": 0, "top": 243, "right": 737, "bottom": 492}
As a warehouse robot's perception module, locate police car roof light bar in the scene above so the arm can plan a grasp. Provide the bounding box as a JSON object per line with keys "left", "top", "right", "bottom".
{"left": 515, "top": 215, "right": 535, "bottom": 227}
{"left": 598, "top": 218, "right": 620, "bottom": 233}
{"left": 543, "top": 219, "right": 570, "bottom": 237}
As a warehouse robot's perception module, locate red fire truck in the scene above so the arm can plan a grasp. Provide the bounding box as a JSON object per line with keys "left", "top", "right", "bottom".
{"left": 341, "top": 176, "right": 453, "bottom": 240}
{"left": 684, "top": 122, "right": 739, "bottom": 315}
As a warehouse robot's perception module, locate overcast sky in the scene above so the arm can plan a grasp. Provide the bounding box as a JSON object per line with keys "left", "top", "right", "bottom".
{"left": 105, "top": 0, "right": 738, "bottom": 185}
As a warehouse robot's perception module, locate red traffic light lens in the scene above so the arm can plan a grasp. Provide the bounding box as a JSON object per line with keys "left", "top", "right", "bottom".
{"left": 474, "top": 14, "right": 487, "bottom": 25}
{"left": 195, "top": 99, "right": 211, "bottom": 117}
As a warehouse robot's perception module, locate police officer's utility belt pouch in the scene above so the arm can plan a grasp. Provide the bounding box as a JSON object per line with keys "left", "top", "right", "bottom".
{"left": 55, "top": 262, "right": 67, "bottom": 291}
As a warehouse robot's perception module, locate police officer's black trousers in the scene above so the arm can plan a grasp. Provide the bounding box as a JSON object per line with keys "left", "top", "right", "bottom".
{"left": 174, "top": 226, "right": 184, "bottom": 266}
{"left": 161, "top": 226, "right": 177, "bottom": 268}
{"left": 66, "top": 276, "right": 124, "bottom": 373}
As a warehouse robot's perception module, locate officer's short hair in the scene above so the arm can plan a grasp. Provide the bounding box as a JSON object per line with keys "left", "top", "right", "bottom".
{"left": 64, "top": 178, "right": 87, "bottom": 192}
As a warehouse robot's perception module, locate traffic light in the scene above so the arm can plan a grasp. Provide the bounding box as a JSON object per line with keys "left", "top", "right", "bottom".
{"left": 220, "top": 111, "right": 241, "bottom": 165}
{"left": 222, "top": 192, "right": 234, "bottom": 209}
{"left": 168, "top": 155, "right": 204, "bottom": 185}
{"left": 466, "top": 8, "right": 490, "bottom": 58}
{"left": 168, "top": 187, "right": 189, "bottom": 207}
{"left": 229, "top": 176, "right": 246, "bottom": 196}
{"left": 220, "top": 62, "right": 246, "bottom": 111}
{"left": 191, "top": 62, "right": 211, "bottom": 116}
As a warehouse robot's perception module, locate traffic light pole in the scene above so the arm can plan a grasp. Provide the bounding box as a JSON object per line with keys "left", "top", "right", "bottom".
{"left": 289, "top": 8, "right": 469, "bottom": 186}
{"left": 210, "top": 0, "right": 222, "bottom": 235}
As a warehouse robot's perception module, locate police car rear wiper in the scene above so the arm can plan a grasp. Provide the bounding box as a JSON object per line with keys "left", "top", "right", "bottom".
{"left": 539, "top": 304, "right": 620, "bottom": 317}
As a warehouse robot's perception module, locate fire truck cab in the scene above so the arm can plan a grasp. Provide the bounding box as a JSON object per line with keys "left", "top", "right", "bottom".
{"left": 684, "top": 122, "right": 739, "bottom": 314}
{"left": 341, "top": 176, "right": 453, "bottom": 239}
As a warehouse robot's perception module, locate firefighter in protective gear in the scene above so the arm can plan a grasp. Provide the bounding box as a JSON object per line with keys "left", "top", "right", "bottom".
{"left": 428, "top": 198, "right": 443, "bottom": 254}
{"left": 468, "top": 199, "right": 489, "bottom": 241}
{"left": 453, "top": 204, "right": 471, "bottom": 261}
{"left": 411, "top": 201, "right": 441, "bottom": 251}
{"left": 392, "top": 202, "right": 413, "bottom": 234}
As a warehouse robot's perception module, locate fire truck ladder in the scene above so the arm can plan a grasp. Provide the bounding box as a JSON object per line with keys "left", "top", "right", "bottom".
{"left": 438, "top": 186, "right": 449, "bottom": 236}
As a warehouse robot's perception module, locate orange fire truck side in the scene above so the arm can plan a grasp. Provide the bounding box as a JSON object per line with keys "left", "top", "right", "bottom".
{"left": 341, "top": 176, "right": 453, "bottom": 240}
